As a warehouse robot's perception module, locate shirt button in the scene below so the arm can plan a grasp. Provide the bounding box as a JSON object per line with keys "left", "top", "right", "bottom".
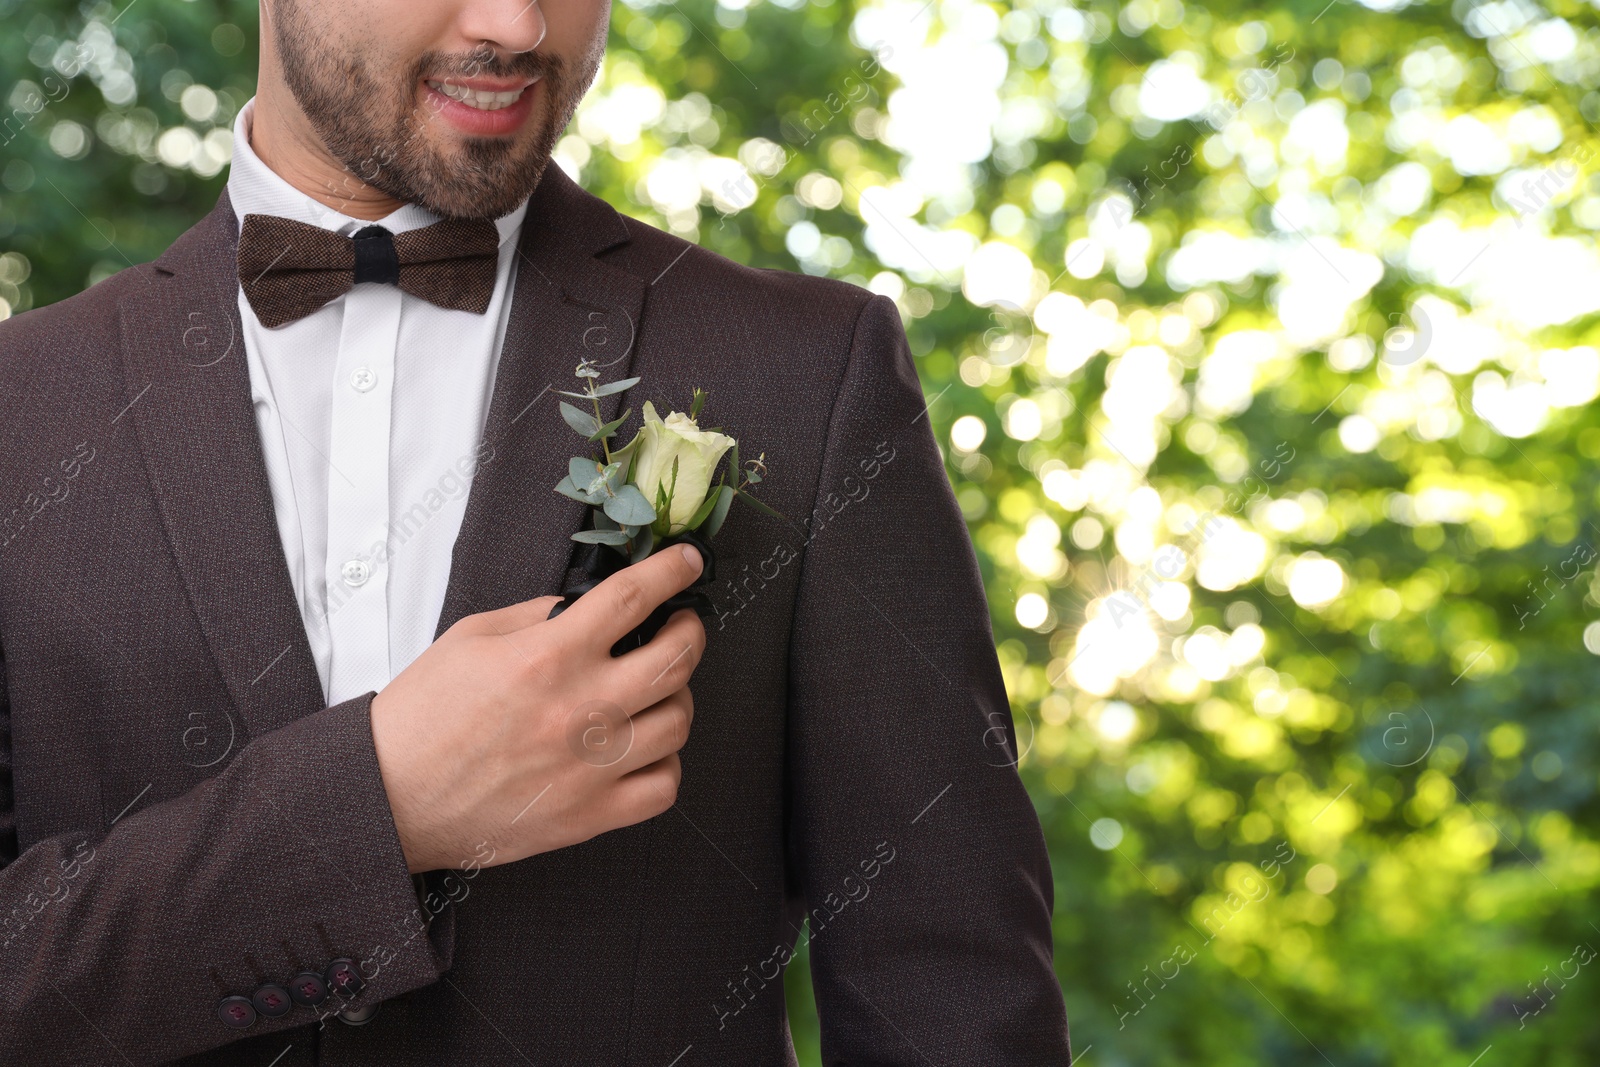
{"left": 350, "top": 366, "right": 378, "bottom": 392}
{"left": 341, "top": 559, "right": 371, "bottom": 587}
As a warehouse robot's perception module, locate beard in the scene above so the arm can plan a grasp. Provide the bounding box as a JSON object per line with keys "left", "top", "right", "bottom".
{"left": 270, "top": 4, "right": 604, "bottom": 219}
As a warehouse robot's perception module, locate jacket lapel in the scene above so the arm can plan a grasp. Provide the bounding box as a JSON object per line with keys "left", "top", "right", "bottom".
{"left": 116, "top": 189, "right": 327, "bottom": 740}
{"left": 433, "top": 165, "right": 648, "bottom": 637}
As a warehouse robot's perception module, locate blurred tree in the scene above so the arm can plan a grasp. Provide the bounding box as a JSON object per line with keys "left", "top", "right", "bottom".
{"left": 5, "top": 0, "right": 1600, "bottom": 1063}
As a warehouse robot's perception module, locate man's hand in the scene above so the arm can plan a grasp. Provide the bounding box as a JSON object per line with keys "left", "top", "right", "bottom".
{"left": 370, "top": 543, "right": 707, "bottom": 873}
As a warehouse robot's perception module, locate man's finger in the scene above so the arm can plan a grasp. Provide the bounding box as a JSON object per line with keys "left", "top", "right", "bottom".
{"left": 609, "top": 608, "right": 706, "bottom": 709}
{"left": 610, "top": 689, "right": 695, "bottom": 776}
{"left": 550, "top": 543, "right": 704, "bottom": 650}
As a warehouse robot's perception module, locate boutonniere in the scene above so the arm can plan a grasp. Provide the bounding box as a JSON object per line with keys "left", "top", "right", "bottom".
{"left": 547, "top": 358, "right": 784, "bottom": 651}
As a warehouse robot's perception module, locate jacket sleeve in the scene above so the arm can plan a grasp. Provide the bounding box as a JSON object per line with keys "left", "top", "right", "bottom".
{"left": 784, "top": 293, "right": 1072, "bottom": 1063}
{"left": 0, "top": 639, "right": 451, "bottom": 1064}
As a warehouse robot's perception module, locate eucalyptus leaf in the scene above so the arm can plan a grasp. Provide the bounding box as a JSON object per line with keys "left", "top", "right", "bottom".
{"left": 554, "top": 476, "right": 592, "bottom": 504}
{"left": 594, "top": 509, "right": 621, "bottom": 531}
{"left": 570, "top": 456, "right": 605, "bottom": 492}
{"left": 555, "top": 388, "right": 597, "bottom": 401}
{"left": 591, "top": 376, "right": 641, "bottom": 398}
{"left": 560, "top": 401, "right": 600, "bottom": 437}
{"left": 571, "top": 528, "right": 629, "bottom": 545}
{"left": 605, "top": 483, "right": 657, "bottom": 526}
{"left": 589, "top": 409, "right": 631, "bottom": 443}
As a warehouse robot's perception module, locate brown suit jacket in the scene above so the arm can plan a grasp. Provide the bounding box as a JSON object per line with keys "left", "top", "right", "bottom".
{"left": 0, "top": 163, "right": 1070, "bottom": 1065}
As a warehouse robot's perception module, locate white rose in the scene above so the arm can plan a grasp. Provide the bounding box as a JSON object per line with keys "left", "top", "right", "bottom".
{"left": 623, "top": 400, "right": 736, "bottom": 533}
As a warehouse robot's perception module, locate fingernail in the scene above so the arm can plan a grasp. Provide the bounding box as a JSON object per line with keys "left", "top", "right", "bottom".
{"left": 681, "top": 543, "right": 702, "bottom": 575}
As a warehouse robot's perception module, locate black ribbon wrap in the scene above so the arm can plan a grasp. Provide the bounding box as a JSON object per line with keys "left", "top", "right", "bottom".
{"left": 546, "top": 531, "right": 716, "bottom": 657}
{"left": 350, "top": 225, "right": 401, "bottom": 285}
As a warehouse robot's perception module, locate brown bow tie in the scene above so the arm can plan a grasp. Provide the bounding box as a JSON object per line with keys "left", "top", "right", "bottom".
{"left": 236, "top": 213, "right": 501, "bottom": 328}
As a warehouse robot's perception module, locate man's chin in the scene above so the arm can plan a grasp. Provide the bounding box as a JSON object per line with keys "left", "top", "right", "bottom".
{"left": 390, "top": 109, "right": 561, "bottom": 219}
{"left": 362, "top": 135, "right": 552, "bottom": 220}
{"left": 408, "top": 176, "right": 546, "bottom": 220}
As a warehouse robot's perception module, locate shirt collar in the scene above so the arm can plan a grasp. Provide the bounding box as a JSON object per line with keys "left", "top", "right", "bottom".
{"left": 225, "top": 96, "right": 528, "bottom": 249}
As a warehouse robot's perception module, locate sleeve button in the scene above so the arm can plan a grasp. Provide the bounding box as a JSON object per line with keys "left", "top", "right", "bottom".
{"left": 288, "top": 971, "right": 329, "bottom": 1006}
{"left": 217, "top": 995, "right": 257, "bottom": 1029}
{"left": 253, "top": 983, "right": 293, "bottom": 1018}
{"left": 325, "top": 957, "right": 365, "bottom": 998}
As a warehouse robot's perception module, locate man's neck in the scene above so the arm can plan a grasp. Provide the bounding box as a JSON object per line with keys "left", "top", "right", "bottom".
{"left": 249, "top": 85, "right": 406, "bottom": 222}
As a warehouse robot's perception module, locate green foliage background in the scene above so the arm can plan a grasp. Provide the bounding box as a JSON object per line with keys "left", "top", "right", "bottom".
{"left": 4, "top": 0, "right": 1600, "bottom": 1062}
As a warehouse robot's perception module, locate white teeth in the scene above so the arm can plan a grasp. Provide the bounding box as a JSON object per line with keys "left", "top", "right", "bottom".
{"left": 426, "top": 79, "right": 527, "bottom": 111}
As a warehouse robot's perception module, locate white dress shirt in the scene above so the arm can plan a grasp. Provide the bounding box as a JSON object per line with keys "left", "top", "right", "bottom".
{"left": 226, "top": 97, "right": 529, "bottom": 706}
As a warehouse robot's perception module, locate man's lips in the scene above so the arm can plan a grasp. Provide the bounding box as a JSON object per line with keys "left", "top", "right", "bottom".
{"left": 422, "top": 76, "right": 541, "bottom": 136}
{"left": 425, "top": 76, "right": 538, "bottom": 111}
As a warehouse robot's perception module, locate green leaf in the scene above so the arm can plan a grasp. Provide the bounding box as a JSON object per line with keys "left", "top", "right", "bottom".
{"left": 571, "top": 528, "right": 629, "bottom": 545}
{"left": 591, "top": 376, "right": 641, "bottom": 397}
{"left": 700, "top": 484, "right": 735, "bottom": 539}
{"left": 553, "top": 475, "right": 592, "bottom": 503}
{"left": 560, "top": 401, "right": 600, "bottom": 437}
{"left": 651, "top": 456, "right": 682, "bottom": 534}
{"left": 558, "top": 471, "right": 608, "bottom": 505}
{"left": 734, "top": 489, "right": 785, "bottom": 522}
{"left": 589, "top": 409, "right": 631, "bottom": 443}
{"left": 555, "top": 388, "right": 596, "bottom": 401}
{"left": 686, "top": 472, "right": 726, "bottom": 530}
{"left": 570, "top": 456, "right": 605, "bottom": 491}
{"left": 593, "top": 509, "right": 621, "bottom": 531}
{"left": 605, "top": 483, "right": 657, "bottom": 526}
{"left": 689, "top": 387, "right": 708, "bottom": 420}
